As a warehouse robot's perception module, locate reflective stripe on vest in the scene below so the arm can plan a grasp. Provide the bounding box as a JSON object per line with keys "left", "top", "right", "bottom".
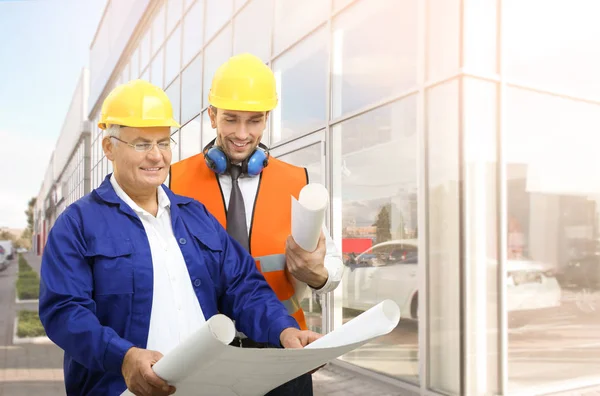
{"left": 255, "top": 254, "right": 285, "bottom": 273}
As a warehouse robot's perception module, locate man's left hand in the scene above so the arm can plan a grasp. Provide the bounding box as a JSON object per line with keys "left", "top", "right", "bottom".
{"left": 285, "top": 231, "right": 328, "bottom": 289}
{"left": 280, "top": 327, "right": 322, "bottom": 349}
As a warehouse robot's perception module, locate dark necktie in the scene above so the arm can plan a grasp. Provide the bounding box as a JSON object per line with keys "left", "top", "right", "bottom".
{"left": 226, "top": 166, "right": 249, "bottom": 251}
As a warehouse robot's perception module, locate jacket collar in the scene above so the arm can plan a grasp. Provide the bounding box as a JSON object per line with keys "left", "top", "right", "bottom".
{"left": 94, "top": 173, "right": 193, "bottom": 208}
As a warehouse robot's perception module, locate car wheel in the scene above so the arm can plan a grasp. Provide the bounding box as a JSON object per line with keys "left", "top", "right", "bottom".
{"left": 410, "top": 293, "right": 418, "bottom": 320}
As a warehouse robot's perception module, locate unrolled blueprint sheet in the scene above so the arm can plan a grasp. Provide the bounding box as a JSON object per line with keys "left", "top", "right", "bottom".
{"left": 121, "top": 300, "right": 400, "bottom": 396}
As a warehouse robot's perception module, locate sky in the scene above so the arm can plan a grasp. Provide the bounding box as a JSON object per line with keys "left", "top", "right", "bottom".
{"left": 0, "top": 0, "right": 106, "bottom": 229}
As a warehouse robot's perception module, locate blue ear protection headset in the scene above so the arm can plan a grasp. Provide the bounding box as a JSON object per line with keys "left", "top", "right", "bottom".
{"left": 203, "top": 138, "right": 270, "bottom": 176}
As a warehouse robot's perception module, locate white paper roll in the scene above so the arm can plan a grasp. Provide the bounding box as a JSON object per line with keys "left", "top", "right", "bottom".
{"left": 152, "top": 314, "right": 235, "bottom": 382}
{"left": 291, "top": 183, "right": 329, "bottom": 252}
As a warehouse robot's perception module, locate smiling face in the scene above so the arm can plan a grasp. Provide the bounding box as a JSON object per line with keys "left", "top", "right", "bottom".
{"left": 102, "top": 126, "right": 172, "bottom": 197}
{"left": 209, "top": 106, "right": 268, "bottom": 164}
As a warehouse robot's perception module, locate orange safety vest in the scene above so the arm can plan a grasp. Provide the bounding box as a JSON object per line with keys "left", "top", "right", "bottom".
{"left": 170, "top": 154, "right": 308, "bottom": 330}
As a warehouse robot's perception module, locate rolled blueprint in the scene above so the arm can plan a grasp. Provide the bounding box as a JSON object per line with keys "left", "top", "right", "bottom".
{"left": 290, "top": 183, "right": 329, "bottom": 301}
{"left": 153, "top": 314, "right": 235, "bottom": 382}
{"left": 122, "top": 300, "right": 401, "bottom": 396}
{"left": 291, "top": 183, "right": 329, "bottom": 252}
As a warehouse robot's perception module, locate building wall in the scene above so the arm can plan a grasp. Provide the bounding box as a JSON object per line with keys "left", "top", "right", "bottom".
{"left": 40, "top": 0, "right": 600, "bottom": 395}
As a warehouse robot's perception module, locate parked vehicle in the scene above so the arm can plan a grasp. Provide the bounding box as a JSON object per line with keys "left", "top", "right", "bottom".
{"left": 343, "top": 239, "right": 562, "bottom": 323}
{"left": 0, "top": 240, "right": 14, "bottom": 261}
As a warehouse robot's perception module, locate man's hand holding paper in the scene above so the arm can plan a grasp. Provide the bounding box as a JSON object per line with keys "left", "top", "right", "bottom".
{"left": 285, "top": 231, "right": 328, "bottom": 289}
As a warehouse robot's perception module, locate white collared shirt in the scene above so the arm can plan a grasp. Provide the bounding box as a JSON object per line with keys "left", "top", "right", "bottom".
{"left": 218, "top": 170, "right": 344, "bottom": 295}
{"left": 110, "top": 175, "right": 206, "bottom": 355}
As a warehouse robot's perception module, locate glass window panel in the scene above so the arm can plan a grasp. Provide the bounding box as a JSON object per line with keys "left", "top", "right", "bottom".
{"left": 201, "top": 109, "right": 216, "bottom": 147}
{"left": 203, "top": 26, "right": 232, "bottom": 107}
{"left": 463, "top": 0, "right": 497, "bottom": 75}
{"left": 140, "top": 31, "right": 151, "bottom": 71}
{"left": 233, "top": 0, "right": 272, "bottom": 62}
{"left": 235, "top": 0, "right": 249, "bottom": 11}
{"left": 152, "top": 4, "right": 166, "bottom": 55}
{"left": 271, "top": 28, "right": 327, "bottom": 144}
{"left": 151, "top": 48, "right": 164, "bottom": 88}
{"left": 505, "top": 87, "right": 600, "bottom": 393}
{"left": 504, "top": 0, "right": 600, "bottom": 100}
{"left": 171, "top": 130, "right": 180, "bottom": 163}
{"left": 273, "top": 0, "right": 327, "bottom": 55}
{"left": 332, "top": 0, "right": 418, "bottom": 119}
{"left": 180, "top": 116, "right": 202, "bottom": 160}
{"left": 165, "top": 26, "right": 182, "bottom": 86}
{"left": 205, "top": 0, "right": 232, "bottom": 42}
{"left": 463, "top": 77, "right": 500, "bottom": 394}
{"left": 182, "top": 0, "right": 204, "bottom": 67}
{"left": 427, "top": 0, "right": 460, "bottom": 82}
{"left": 278, "top": 142, "right": 323, "bottom": 333}
{"left": 334, "top": 0, "right": 353, "bottom": 12}
{"left": 427, "top": 79, "right": 460, "bottom": 394}
{"left": 167, "top": 0, "right": 183, "bottom": 34}
{"left": 181, "top": 53, "right": 203, "bottom": 124}
{"left": 121, "top": 62, "right": 130, "bottom": 83}
{"left": 334, "top": 96, "right": 419, "bottom": 383}
{"left": 165, "top": 76, "right": 181, "bottom": 124}
{"left": 183, "top": 0, "right": 195, "bottom": 11}
{"left": 141, "top": 67, "right": 149, "bottom": 82}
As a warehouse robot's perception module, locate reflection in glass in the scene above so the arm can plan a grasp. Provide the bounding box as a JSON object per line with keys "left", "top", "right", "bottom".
{"left": 506, "top": 87, "right": 600, "bottom": 393}
{"left": 331, "top": 0, "right": 418, "bottom": 119}
{"left": 182, "top": 0, "right": 204, "bottom": 67}
{"left": 335, "top": 96, "right": 419, "bottom": 382}
{"left": 271, "top": 28, "right": 327, "bottom": 144}
{"left": 426, "top": 79, "right": 460, "bottom": 394}
{"left": 180, "top": 117, "right": 201, "bottom": 161}
{"left": 203, "top": 26, "right": 232, "bottom": 107}
{"left": 273, "top": 0, "right": 327, "bottom": 55}
{"left": 279, "top": 142, "right": 323, "bottom": 332}
{"left": 233, "top": 0, "right": 272, "bottom": 62}
{"left": 181, "top": 53, "right": 203, "bottom": 125}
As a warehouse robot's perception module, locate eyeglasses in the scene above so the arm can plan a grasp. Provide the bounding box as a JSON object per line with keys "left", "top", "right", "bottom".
{"left": 110, "top": 136, "right": 177, "bottom": 152}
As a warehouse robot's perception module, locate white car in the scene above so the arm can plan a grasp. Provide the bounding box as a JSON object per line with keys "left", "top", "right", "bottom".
{"left": 343, "top": 240, "right": 419, "bottom": 319}
{"left": 342, "top": 240, "right": 562, "bottom": 322}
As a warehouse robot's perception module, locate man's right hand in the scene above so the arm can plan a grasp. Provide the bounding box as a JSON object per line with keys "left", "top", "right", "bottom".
{"left": 122, "top": 347, "right": 176, "bottom": 396}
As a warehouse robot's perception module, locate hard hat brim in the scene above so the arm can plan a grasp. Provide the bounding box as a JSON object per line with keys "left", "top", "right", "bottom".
{"left": 98, "top": 117, "right": 181, "bottom": 130}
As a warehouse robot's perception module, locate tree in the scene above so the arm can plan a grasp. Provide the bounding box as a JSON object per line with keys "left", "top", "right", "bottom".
{"left": 0, "top": 229, "right": 14, "bottom": 241}
{"left": 372, "top": 204, "right": 392, "bottom": 244}
{"left": 25, "top": 197, "right": 36, "bottom": 233}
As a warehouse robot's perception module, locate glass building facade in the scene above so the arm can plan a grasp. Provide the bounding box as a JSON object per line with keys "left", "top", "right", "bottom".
{"left": 32, "top": 0, "right": 600, "bottom": 394}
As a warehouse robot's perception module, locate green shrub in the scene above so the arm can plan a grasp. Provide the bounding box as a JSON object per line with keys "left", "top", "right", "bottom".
{"left": 17, "top": 310, "right": 46, "bottom": 338}
{"left": 16, "top": 257, "right": 39, "bottom": 300}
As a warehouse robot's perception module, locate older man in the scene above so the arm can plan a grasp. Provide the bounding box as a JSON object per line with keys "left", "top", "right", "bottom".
{"left": 39, "top": 80, "right": 321, "bottom": 396}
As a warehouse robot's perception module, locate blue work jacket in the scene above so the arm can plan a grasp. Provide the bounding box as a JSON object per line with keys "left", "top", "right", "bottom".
{"left": 39, "top": 175, "right": 299, "bottom": 395}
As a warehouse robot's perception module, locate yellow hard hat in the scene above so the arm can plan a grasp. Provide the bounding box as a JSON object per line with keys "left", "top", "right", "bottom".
{"left": 208, "top": 53, "right": 278, "bottom": 112}
{"left": 98, "top": 79, "right": 180, "bottom": 130}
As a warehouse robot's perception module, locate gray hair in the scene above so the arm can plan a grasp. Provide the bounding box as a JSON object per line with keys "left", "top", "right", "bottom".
{"left": 104, "top": 124, "right": 121, "bottom": 145}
